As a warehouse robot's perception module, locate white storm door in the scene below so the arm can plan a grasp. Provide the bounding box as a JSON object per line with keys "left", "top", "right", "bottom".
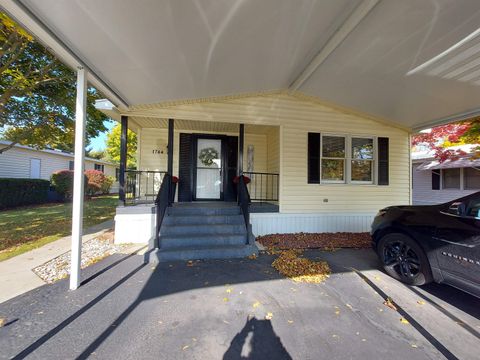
{"left": 30, "top": 158, "right": 41, "bottom": 179}
{"left": 196, "top": 139, "right": 222, "bottom": 199}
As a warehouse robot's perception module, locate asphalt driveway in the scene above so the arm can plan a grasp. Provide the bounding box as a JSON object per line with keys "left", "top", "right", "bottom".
{"left": 0, "top": 249, "right": 478, "bottom": 359}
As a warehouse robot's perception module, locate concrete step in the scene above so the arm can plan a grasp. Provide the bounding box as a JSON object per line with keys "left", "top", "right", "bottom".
{"left": 167, "top": 206, "right": 241, "bottom": 216}
{"left": 150, "top": 244, "right": 258, "bottom": 262}
{"left": 160, "top": 223, "right": 246, "bottom": 236}
{"left": 162, "top": 214, "right": 244, "bottom": 226}
{"left": 160, "top": 233, "right": 247, "bottom": 249}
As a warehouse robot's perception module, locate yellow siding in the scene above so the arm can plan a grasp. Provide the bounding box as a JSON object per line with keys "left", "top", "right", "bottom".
{"left": 133, "top": 94, "right": 410, "bottom": 213}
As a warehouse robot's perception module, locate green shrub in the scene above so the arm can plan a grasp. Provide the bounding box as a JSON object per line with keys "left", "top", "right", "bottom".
{"left": 101, "top": 175, "right": 114, "bottom": 194}
{"left": 85, "top": 169, "right": 106, "bottom": 196}
{"left": 51, "top": 170, "right": 75, "bottom": 200}
{"left": 0, "top": 178, "right": 50, "bottom": 209}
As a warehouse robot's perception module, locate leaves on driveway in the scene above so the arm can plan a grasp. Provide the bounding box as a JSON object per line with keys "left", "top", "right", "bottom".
{"left": 271, "top": 250, "right": 330, "bottom": 283}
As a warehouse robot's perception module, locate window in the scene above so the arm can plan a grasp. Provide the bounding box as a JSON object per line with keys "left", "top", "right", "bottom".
{"left": 351, "top": 137, "right": 373, "bottom": 182}
{"left": 69, "top": 160, "right": 74, "bottom": 170}
{"left": 321, "top": 136, "right": 345, "bottom": 182}
{"left": 464, "top": 167, "right": 480, "bottom": 190}
{"left": 307, "top": 133, "right": 387, "bottom": 185}
{"left": 94, "top": 164, "right": 104, "bottom": 172}
{"left": 442, "top": 168, "right": 460, "bottom": 189}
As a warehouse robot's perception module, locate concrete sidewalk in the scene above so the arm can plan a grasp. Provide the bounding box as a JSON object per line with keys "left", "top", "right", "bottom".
{"left": 0, "top": 220, "right": 113, "bottom": 304}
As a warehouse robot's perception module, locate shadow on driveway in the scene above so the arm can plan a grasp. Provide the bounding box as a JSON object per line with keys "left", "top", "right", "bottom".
{"left": 0, "top": 249, "right": 478, "bottom": 359}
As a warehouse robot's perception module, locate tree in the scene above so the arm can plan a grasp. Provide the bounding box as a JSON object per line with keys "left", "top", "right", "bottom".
{"left": 0, "top": 12, "right": 110, "bottom": 154}
{"left": 105, "top": 123, "right": 137, "bottom": 168}
{"left": 412, "top": 119, "right": 480, "bottom": 162}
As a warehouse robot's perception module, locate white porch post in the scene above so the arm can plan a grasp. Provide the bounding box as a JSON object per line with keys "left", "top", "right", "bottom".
{"left": 69, "top": 67, "right": 88, "bottom": 290}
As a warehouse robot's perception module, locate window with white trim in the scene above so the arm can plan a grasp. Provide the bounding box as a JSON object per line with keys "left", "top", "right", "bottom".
{"left": 321, "top": 135, "right": 345, "bottom": 182}
{"left": 351, "top": 137, "right": 374, "bottom": 183}
{"left": 316, "top": 134, "right": 375, "bottom": 184}
{"left": 94, "top": 164, "right": 104, "bottom": 172}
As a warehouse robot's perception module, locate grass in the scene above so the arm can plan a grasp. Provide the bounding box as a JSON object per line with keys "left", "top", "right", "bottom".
{"left": 0, "top": 195, "right": 118, "bottom": 261}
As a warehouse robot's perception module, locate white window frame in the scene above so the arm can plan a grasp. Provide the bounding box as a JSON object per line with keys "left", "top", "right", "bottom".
{"left": 350, "top": 135, "right": 375, "bottom": 185}
{"left": 319, "top": 133, "right": 376, "bottom": 185}
{"left": 439, "top": 167, "right": 480, "bottom": 190}
{"left": 320, "top": 134, "right": 346, "bottom": 184}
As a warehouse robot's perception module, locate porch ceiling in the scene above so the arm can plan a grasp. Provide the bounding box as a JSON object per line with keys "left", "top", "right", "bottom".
{"left": 4, "top": 0, "right": 480, "bottom": 130}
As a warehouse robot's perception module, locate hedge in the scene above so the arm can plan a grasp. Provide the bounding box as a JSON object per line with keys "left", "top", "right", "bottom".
{"left": 0, "top": 178, "right": 50, "bottom": 210}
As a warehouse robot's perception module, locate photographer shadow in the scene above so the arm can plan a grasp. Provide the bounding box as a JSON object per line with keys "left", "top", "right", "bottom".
{"left": 223, "top": 317, "right": 292, "bottom": 360}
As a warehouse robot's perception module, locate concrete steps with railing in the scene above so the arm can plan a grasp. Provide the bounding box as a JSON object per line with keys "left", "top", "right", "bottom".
{"left": 147, "top": 202, "right": 257, "bottom": 262}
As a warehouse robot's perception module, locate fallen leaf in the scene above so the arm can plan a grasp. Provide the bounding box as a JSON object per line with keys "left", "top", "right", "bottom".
{"left": 223, "top": 297, "right": 229, "bottom": 302}
{"left": 186, "top": 261, "right": 194, "bottom": 267}
{"left": 253, "top": 301, "right": 261, "bottom": 308}
{"left": 226, "top": 288, "right": 232, "bottom": 294}
{"left": 383, "top": 297, "right": 397, "bottom": 311}
{"left": 150, "top": 266, "right": 156, "bottom": 271}
{"left": 182, "top": 345, "right": 189, "bottom": 351}
{"left": 223, "top": 320, "right": 230, "bottom": 324}
{"left": 400, "top": 317, "right": 409, "bottom": 324}
{"left": 335, "top": 310, "right": 340, "bottom": 315}
{"left": 192, "top": 338, "right": 197, "bottom": 342}
{"left": 411, "top": 344, "right": 418, "bottom": 348}
{"left": 345, "top": 303, "right": 353, "bottom": 310}
{"left": 417, "top": 300, "right": 426, "bottom": 305}
{"left": 287, "top": 320, "right": 294, "bottom": 324}
{"left": 0, "top": 317, "right": 6, "bottom": 327}
{"left": 248, "top": 253, "right": 257, "bottom": 260}
{"left": 265, "top": 312, "right": 273, "bottom": 320}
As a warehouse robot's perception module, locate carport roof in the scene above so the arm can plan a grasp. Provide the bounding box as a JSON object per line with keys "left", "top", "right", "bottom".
{"left": 4, "top": 0, "right": 480, "bottom": 131}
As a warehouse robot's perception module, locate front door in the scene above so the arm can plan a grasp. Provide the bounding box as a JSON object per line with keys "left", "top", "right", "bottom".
{"left": 195, "top": 138, "right": 222, "bottom": 200}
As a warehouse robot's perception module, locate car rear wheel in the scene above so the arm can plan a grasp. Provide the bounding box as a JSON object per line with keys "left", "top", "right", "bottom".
{"left": 378, "top": 233, "right": 433, "bottom": 286}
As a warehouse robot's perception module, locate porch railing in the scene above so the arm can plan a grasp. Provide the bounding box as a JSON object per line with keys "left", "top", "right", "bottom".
{"left": 237, "top": 175, "right": 251, "bottom": 244}
{"left": 243, "top": 172, "right": 279, "bottom": 202}
{"left": 125, "top": 170, "right": 167, "bottom": 205}
{"left": 155, "top": 173, "right": 171, "bottom": 249}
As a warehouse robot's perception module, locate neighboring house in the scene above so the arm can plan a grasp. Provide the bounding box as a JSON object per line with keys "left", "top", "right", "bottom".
{"left": 412, "top": 145, "right": 480, "bottom": 205}
{"left": 0, "top": 141, "right": 119, "bottom": 193}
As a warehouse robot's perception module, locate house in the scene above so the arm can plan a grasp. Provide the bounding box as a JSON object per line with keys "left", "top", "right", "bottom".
{"left": 413, "top": 145, "right": 480, "bottom": 205}
{"left": 0, "top": 140, "right": 119, "bottom": 193}
{"left": 96, "top": 94, "right": 409, "bottom": 248}
{"left": 5, "top": 1, "right": 480, "bottom": 287}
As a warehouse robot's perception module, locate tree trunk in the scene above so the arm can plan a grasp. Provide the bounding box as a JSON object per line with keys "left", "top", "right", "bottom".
{"left": 0, "top": 141, "right": 18, "bottom": 154}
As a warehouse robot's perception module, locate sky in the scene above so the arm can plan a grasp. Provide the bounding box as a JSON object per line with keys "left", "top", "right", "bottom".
{"left": 89, "top": 120, "right": 115, "bottom": 151}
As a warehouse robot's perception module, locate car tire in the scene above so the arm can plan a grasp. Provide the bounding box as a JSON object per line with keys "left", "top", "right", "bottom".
{"left": 377, "top": 233, "right": 433, "bottom": 286}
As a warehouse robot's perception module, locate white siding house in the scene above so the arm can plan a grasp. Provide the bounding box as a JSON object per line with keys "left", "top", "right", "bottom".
{"left": 0, "top": 141, "right": 119, "bottom": 192}
{"left": 412, "top": 145, "right": 480, "bottom": 205}
{"left": 101, "top": 92, "right": 411, "bottom": 243}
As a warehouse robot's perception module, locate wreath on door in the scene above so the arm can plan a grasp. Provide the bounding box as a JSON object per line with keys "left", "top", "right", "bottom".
{"left": 198, "top": 147, "right": 219, "bottom": 166}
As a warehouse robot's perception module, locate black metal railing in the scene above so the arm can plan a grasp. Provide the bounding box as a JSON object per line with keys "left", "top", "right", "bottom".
{"left": 125, "top": 170, "right": 167, "bottom": 205}
{"left": 243, "top": 172, "right": 279, "bottom": 202}
{"left": 155, "top": 173, "right": 171, "bottom": 249}
{"left": 237, "top": 175, "right": 251, "bottom": 244}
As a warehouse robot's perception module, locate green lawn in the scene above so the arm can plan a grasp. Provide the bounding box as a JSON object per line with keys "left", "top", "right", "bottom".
{"left": 0, "top": 195, "right": 118, "bottom": 261}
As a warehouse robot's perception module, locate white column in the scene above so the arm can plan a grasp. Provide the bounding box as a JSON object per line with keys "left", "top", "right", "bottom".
{"left": 70, "top": 67, "right": 87, "bottom": 290}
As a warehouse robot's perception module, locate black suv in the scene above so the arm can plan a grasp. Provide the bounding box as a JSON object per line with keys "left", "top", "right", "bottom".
{"left": 371, "top": 192, "right": 480, "bottom": 298}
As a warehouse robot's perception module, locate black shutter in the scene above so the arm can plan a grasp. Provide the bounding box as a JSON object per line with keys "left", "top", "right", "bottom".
{"left": 178, "top": 133, "right": 193, "bottom": 202}
{"left": 377, "top": 137, "right": 389, "bottom": 185}
{"left": 432, "top": 170, "right": 440, "bottom": 190}
{"left": 308, "top": 133, "right": 320, "bottom": 184}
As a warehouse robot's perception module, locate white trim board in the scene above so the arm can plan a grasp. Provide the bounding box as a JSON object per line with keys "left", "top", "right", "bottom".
{"left": 250, "top": 212, "right": 376, "bottom": 236}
